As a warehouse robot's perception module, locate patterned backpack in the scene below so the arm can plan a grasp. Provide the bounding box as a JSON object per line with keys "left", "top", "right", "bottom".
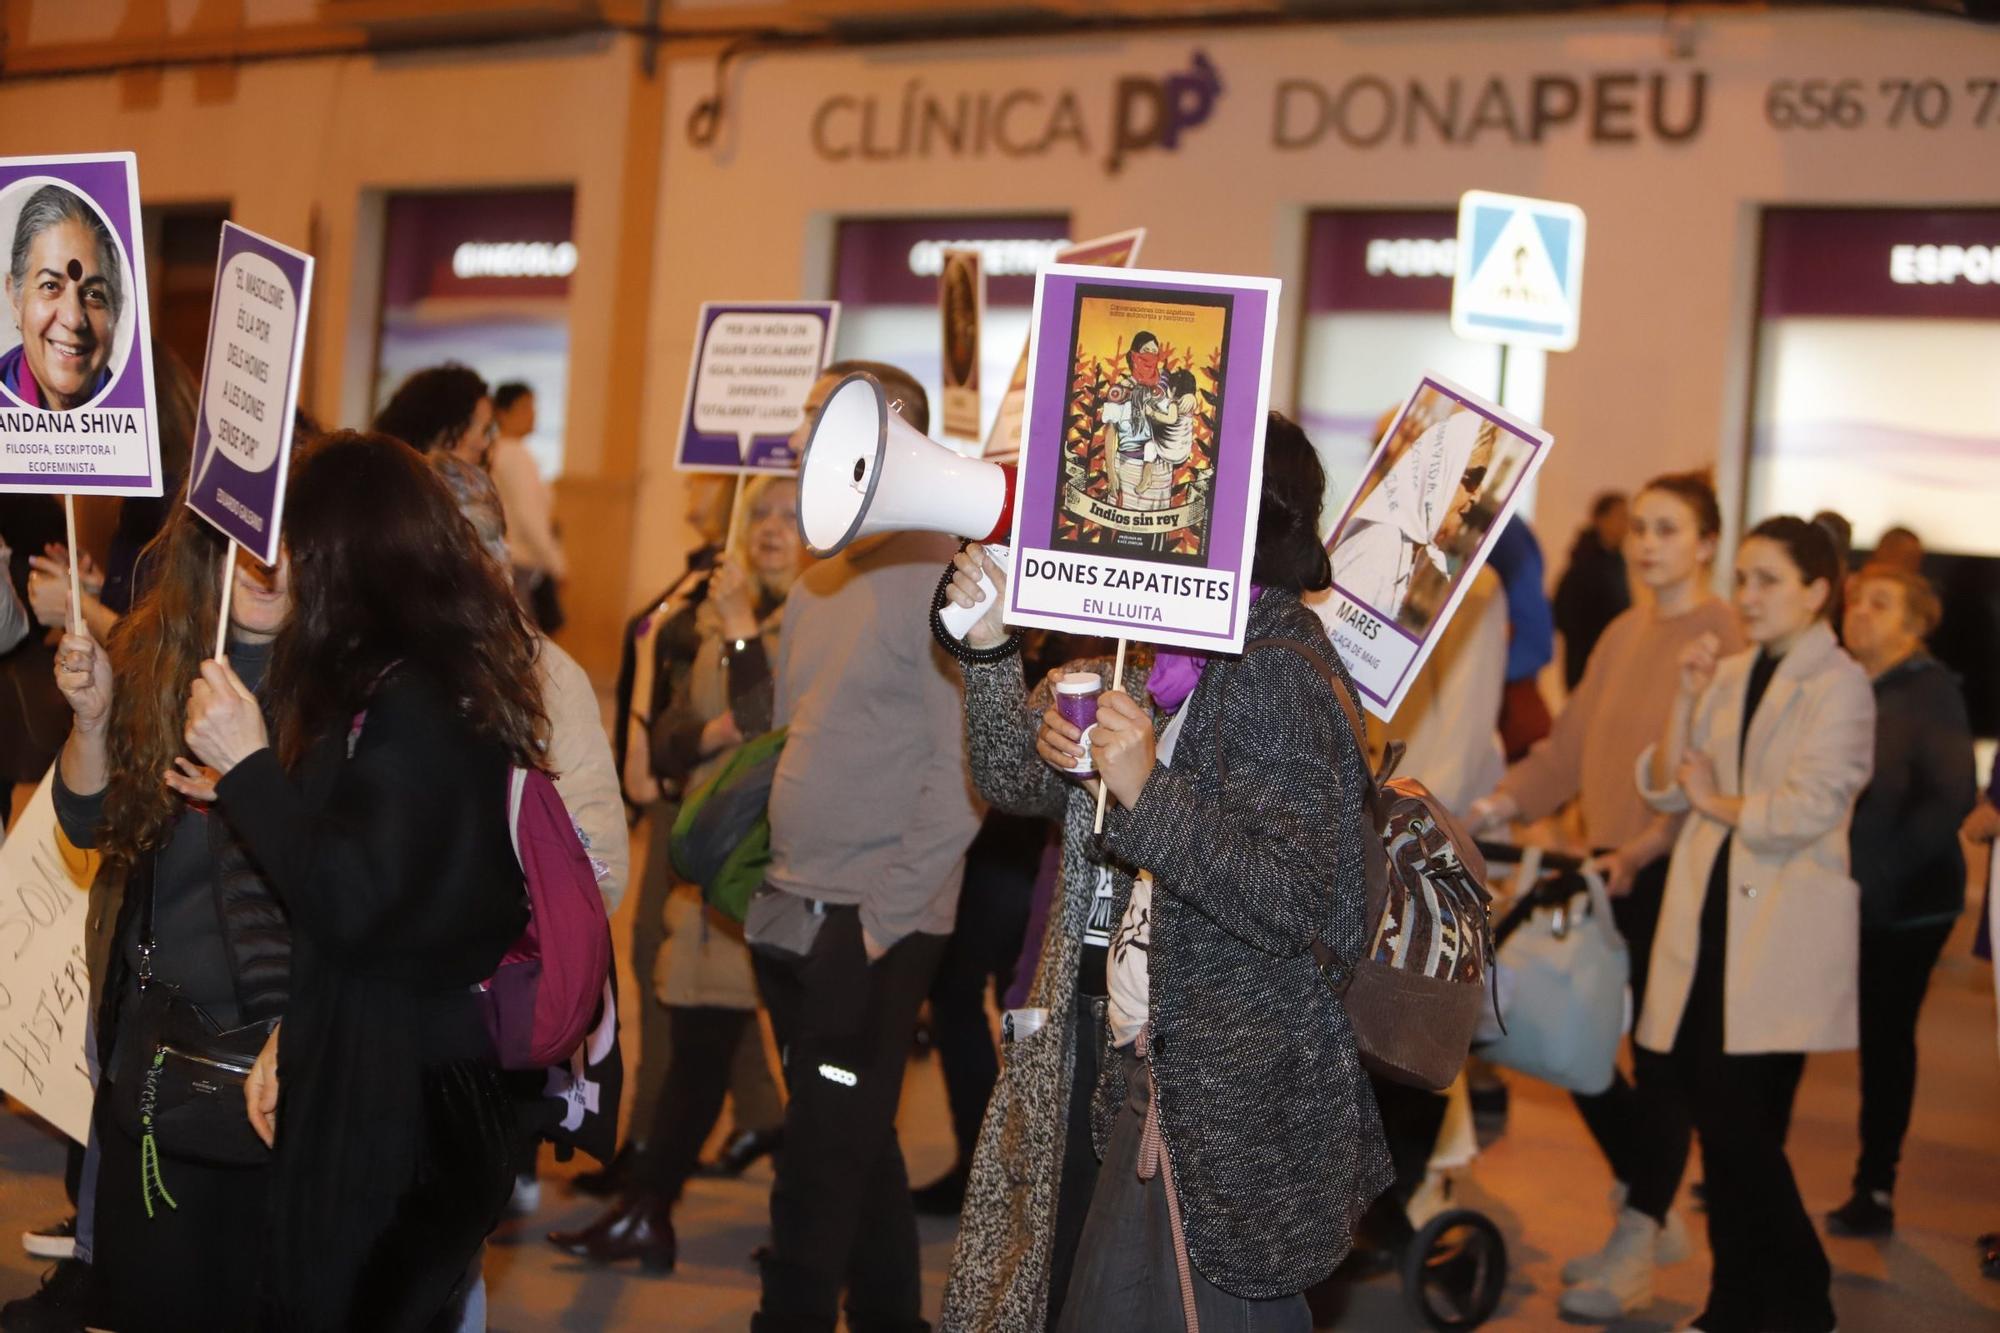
{"left": 1241, "top": 638, "right": 1496, "bottom": 1091}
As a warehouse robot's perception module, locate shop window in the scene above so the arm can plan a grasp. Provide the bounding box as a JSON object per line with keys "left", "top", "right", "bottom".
{"left": 1297, "top": 210, "right": 1504, "bottom": 514}
{"left": 830, "top": 215, "right": 1068, "bottom": 442}
{"left": 1748, "top": 207, "right": 2000, "bottom": 732}
{"left": 141, "top": 204, "right": 231, "bottom": 385}
{"left": 375, "top": 188, "right": 574, "bottom": 478}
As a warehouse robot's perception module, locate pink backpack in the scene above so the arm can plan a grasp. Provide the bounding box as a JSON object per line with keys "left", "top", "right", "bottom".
{"left": 480, "top": 767, "right": 614, "bottom": 1070}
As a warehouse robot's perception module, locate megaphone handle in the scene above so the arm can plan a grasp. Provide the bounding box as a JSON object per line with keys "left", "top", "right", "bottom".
{"left": 937, "top": 544, "right": 1012, "bottom": 641}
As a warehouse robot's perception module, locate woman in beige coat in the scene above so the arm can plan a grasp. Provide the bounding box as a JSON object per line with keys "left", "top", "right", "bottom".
{"left": 1633, "top": 515, "right": 1873, "bottom": 1333}
{"left": 549, "top": 476, "right": 802, "bottom": 1273}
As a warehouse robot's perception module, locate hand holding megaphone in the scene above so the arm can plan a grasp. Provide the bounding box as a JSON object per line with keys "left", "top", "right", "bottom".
{"left": 944, "top": 544, "right": 1013, "bottom": 648}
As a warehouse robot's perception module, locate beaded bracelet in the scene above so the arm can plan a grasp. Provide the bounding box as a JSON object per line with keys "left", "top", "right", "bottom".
{"left": 929, "top": 560, "right": 1023, "bottom": 664}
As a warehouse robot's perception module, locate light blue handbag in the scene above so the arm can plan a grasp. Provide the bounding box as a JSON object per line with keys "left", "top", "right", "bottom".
{"left": 1478, "top": 850, "right": 1630, "bottom": 1095}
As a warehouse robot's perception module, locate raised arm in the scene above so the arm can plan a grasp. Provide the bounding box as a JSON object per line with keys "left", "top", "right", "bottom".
{"left": 1101, "top": 648, "right": 1358, "bottom": 958}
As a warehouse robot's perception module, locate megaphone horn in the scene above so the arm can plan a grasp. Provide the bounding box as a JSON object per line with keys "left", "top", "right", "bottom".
{"left": 795, "top": 372, "right": 1015, "bottom": 559}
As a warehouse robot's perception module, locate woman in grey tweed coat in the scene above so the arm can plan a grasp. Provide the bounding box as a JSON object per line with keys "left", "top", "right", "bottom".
{"left": 939, "top": 415, "right": 1393, "bottom": 1332}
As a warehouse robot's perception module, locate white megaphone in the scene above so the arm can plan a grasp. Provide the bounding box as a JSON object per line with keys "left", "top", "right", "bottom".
{"left": 796, "top": 371, "right": 1015, "bottom": 639}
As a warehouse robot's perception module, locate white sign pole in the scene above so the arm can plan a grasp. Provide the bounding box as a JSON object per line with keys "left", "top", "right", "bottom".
{"left": 214, "top": 539, "right": 238, "bottom": 662}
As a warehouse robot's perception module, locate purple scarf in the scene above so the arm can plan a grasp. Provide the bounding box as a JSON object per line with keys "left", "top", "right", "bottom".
{"left": 1146, "top": 586, "right": 1263, "bottom": 714}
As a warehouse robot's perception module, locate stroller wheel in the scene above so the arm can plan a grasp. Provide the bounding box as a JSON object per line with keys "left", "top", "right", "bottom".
{"left": 1399, "top": 1208, "right": 1507, "bottom": 1331}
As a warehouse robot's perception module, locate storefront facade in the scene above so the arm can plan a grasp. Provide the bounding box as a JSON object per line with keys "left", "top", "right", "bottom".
{"left": 4, "top": 5, "right": 1995, "bottom": 683}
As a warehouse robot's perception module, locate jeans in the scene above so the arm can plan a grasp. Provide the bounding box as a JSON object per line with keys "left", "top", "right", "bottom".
{"left": 1853, "top": 921, "right": 1954, "bottom": 1196}
{"left": 1056, "top": 1049, "right": 1311, "bottom": 1333}
{"left": 751, "top": 906, "right": 946, "bottom": 1333}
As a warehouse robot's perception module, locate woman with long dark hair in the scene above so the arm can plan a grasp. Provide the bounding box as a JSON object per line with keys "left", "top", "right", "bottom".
{"left": 1635, "top": 514, "right": 1872, "bottom": 1333}
{"left": 941, "top": 413, "right": 1391, "bottom": 1331}
{"left": 180, "top": 431, "right": 546, "bottom": 1331}
{"left": 49, "top": 504, "right": 294, "bottom": 1332}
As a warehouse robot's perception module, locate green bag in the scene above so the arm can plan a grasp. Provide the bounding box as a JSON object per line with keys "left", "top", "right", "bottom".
{"left": 669, "top": 727, "right": 787, "bottom": 923}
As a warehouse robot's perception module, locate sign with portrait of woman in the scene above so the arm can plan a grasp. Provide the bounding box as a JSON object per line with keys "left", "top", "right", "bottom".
{"left": 1003, "top": 263, "right": 1280, "bottom": 653}
{"left": 1319, "top": 373, "right": 1554, "bottom": 719}
{"left": 0, "top": 153, "right": 161, "bottom": 496}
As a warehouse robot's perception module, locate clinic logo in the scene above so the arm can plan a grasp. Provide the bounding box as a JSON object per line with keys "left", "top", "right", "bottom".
{"left": 1107, "top": 51, "right": 1224, "bottom": 174}
{"left": 809, "top": 51, "right": 1224, "bottom": 176}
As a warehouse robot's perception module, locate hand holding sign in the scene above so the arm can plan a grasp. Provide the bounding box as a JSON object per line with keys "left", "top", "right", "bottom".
{"left": 182, "top": 658, "right": 266, "bottom": 776}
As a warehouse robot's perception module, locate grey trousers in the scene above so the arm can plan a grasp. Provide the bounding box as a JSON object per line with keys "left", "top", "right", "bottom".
{"left": 1055, "top": 1049, "right": 1312, "bottom": 1333}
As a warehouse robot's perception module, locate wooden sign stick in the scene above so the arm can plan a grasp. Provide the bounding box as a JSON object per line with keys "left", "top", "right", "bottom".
{"left": 1092, "top": 636, "right": 1129, "bottom": 834}
{"left": 62, "top": 495, "right": 82, "bottom": 636}
{"left": 214, "top": 539, "right": 238, "bottom": 662}
{"left": 722, "top": 475, "right": 750, "bottom": 557}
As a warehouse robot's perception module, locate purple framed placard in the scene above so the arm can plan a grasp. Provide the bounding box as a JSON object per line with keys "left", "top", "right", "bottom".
{"left": 1003, "top": 263, "right": 1280, "bottom": 654}
{"left": 185, "top": 223, "right": 314, "bottom": 565}
{"left": 980, "top": 227, "right": 1146, "bottom": 463}
{"left": 0, "top": 153, "right": 161, "bottom": 495}
{"left": 675, "top": 302, "right": 840, "bottom": 475}
{"left": 1316, "top": 373, "right": 1553, "bottom": 721}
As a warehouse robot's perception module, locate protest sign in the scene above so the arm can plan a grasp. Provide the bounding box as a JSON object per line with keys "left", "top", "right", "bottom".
{"left": 185, "top": 223, "right": 314, "bottom": 567}
{"left": 0, "top": 153, "right": 161, "bottom": 496}
{"left": 676, "top": 302, "right": 840, "bottom": 474}
{"left": 1316, "top": 374, "right": 1554, "bottom": 721}
{"left": 981, "top": 228, "right": 1145, "bottom": 463}
{"left": 939, "top": 249, "right": 983, "bottom": 442}
{"left": 0, "top": 770, "right": 99, "bottom": 1143}
{"left": 1002, "top": 263, "right": 1280, "bottom": 654}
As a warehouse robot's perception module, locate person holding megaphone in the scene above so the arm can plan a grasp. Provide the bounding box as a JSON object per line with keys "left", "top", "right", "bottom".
{"left": 936, "top": 414, "right": 1392, "bottom": 1333}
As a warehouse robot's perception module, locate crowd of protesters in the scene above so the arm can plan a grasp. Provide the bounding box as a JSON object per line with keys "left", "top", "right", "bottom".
{"left": 0, "top": 341, "right": 1989, "bottom": 1333}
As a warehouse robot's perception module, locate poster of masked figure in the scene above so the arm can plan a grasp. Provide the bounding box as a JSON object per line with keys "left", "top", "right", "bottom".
{"left": 1319, "top": 373, "right": 1553, "bottom": 720}
{"left": 1005, "top": 264, "right": 1279, "bottom": 653}
{"left": 1050, "top": 290, "right": 1228, "bottom": 565}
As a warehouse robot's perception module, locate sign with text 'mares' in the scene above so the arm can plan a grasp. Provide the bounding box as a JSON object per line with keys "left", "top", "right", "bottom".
{"left": 186, "top": 223, "right": 314, "bottom": 564}
{"left": 1318, "top": 373, "right": 1554, "bottom": 721}
{"left": 1450, "top": 190, "right": 1586, "bottom": 352}
{"left": 1003, "top": 263, "right": 1280, "bottom": 654}
{"left": 0, "top": 771, "right": 100, "bottom": 1144}
{"left": 0, "top": 153, "right": 162, "bottom": 495}
{"left": 676, "top": 301, "right": 840, "bottom": 474}
{"left": 981, "top": 227, "right": 1145, "bottom": 463}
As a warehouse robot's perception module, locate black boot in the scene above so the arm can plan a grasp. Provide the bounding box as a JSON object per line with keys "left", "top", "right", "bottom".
{"left": 0, "top": 1259, "right": 94, "bottom": 1333}
{"left": 546, "top": 1192, "right": 677, "bottom": 1274}
{"left": 697, "top": 1126, "right": 782, "bottom": 1179}
{"left": 569, "top": 1141, "right": 637, "bottom": 1198}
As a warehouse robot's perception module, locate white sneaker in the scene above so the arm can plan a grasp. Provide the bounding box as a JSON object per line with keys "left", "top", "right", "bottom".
{"left": 1564, "top": 1186, "right": 1692, "bottom": 1284}
{"left": 1557, "top": 1208, "right": 1658, "bottom": 1321}
{"left": 1562, "top": 1185, "right": 1628, "bottom": 1285}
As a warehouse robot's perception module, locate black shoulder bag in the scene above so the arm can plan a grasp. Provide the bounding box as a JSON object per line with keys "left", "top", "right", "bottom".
{"left": 109, "top": 856, "right": 276, "bottom": 1174}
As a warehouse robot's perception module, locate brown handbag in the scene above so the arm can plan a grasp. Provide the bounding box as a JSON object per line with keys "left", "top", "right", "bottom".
{"left": 1226, "top": 637, "right": 1495, "bottom": 1092}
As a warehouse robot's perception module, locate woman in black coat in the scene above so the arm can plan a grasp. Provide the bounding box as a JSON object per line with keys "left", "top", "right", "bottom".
{"left": 945, "top": 414, "right": 1392, "bottom": 1331}
{"left": 179, "top": 431, "right": 548, "bottom": 1332}
{"left": 50, "top": 504, "right": 294, "bottom": 1333}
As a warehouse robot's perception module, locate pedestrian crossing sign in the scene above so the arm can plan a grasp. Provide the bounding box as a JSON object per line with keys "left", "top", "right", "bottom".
{"left": 1451, "top": 190, "right": 1586, "bottom": 352}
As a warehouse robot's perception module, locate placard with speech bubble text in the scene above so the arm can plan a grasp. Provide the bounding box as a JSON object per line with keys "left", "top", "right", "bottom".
{"left": 675, "top": 302, "right": 840, "bottom": 474}
{"left": 185, "top": 222, "right": 313, "bottom": 564}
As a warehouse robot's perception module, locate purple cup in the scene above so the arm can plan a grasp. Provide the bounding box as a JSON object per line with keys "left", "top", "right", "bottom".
{"left": 1052, "top": 672, "right": 1102, "bottom": 777}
